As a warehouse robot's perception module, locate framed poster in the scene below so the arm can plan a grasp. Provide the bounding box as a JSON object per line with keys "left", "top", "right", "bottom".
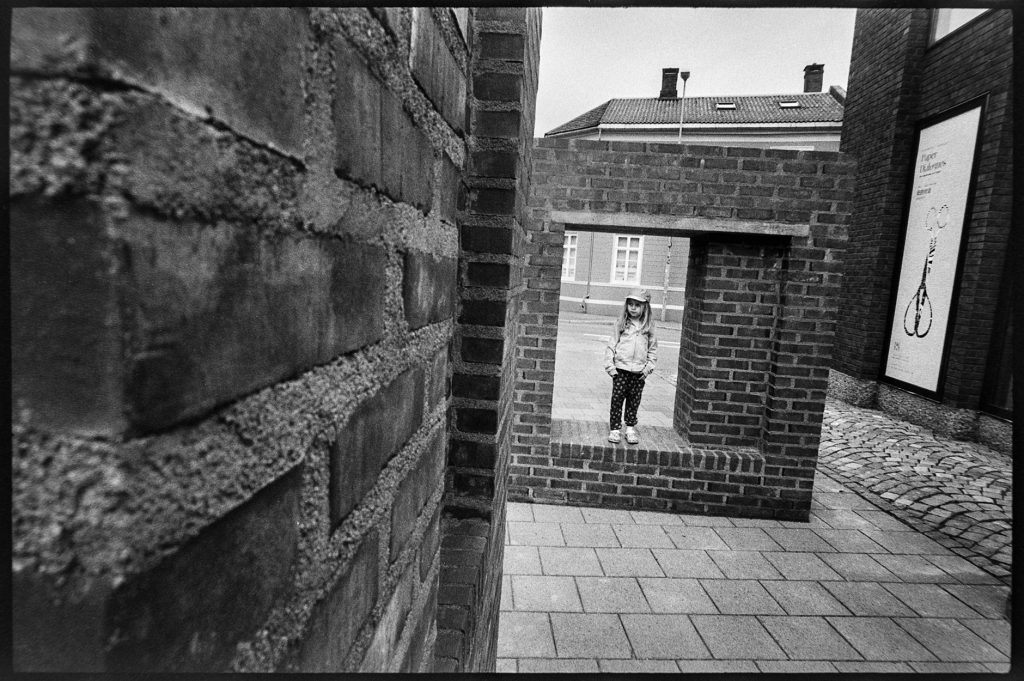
{"left": 882, "top": 98, "right": 984, "bottom": 396}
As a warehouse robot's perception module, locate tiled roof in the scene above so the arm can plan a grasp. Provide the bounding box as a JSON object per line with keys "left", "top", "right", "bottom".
{"left": 545, "top": 92, "right": 843, "bottom": 136}
{"left": 546, "top": 100, "right": 611, "bottom": 136}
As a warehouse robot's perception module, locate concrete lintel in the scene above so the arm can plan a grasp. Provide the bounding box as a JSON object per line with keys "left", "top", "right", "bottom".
{"left": 549, "top": 210, "right": 809, "bottom": 238}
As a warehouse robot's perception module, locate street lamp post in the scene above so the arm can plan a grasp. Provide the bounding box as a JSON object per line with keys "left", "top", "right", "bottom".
{"left": 678, "top": 71, "right": 690, "bottom": 143}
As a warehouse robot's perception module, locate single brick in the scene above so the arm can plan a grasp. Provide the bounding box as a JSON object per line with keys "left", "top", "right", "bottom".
{"left": 419, "top": 504, "right": 442, "bottom": 582}
{"left": 479, "top": 32, "right": 525, "bottom": 60}
{"left": 452, "top": 373, "right": 501, "bottom": 400}
{"left": 434, "top": 156, "right": 461, "bottom": 223}
{"left": 460, "top": 337, "right": 504, "bottom": 365}
{"left": 466, "top": 262, "right": 510, "bottom": 288}
{"left": 118, "top": 217, "right": 387, "bottom": 433}
{"left": 427, "top": 349, "right": 449, "bottom": 412}
{"left": 380, "top": 87, "right": 434, "bottom": 211}
{"left": 472, "top": 109, "right": 521, "bottom": 138}
{"left": 105, "top": 465, "right": 303, "bottom": 671}
{"left": 410, "top": 8, "right": 467, "bottom": 133}
{"left": 460, "top": 225, "right": 514, "bottom": 254}
{"left": 330, "top": 368, "right": 425, "bottom": 527}
{"left": 459, "top": 299, "right": 508, "bottom": 327}
{"left": 404, "top": 251, "right": 457, "bottom": 330}
{"left": 449, "top": 439, "right": 497, "bottom": 469}
{"left": 453, "top": 471, "right": 496, "bottom": 499}
{"left": 10, "top": 196, "right": 126, "bottom": 436}
{"left": 391, "top": 433, "right": 446, "bottom": 560}
{"left": 295, "top": 531, "right": 380, "bottom": 672}
{"left": 471, "top": 149, "right": 518, "bottom": 178}
{"left": 469, "top": 187, "right": 515, "bottom": 215}
{"left": 473, "top": 72, "right": 522, "bottom": 102}
{"left": 456, "top": 407, "right": 498, "bottom": 434}
{"left": 334, "top": 38, "right": 383, "bottom": 188}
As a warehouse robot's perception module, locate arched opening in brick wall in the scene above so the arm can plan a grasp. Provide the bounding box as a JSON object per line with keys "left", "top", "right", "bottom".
{"left": 511, "top": 138, "right": 856, "bottom": 521}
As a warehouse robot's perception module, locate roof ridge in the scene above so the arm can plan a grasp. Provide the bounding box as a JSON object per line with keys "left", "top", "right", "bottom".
{"left": 546, "top": 93, "right": 843, "bottom": 136}
{"left": 610, "top": 91, "right": 840, "bottom": 102}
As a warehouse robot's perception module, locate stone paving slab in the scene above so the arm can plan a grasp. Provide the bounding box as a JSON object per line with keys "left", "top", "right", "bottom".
{"left": 698, "top": 579, "right": 786, "bottom": 615}
{"left": 707, "top": 550, "right": 783, "bottom": 580}
{"left": 825, "top": 617, "right": 937, "bottom": 661}
{"left": 759, "top": 616, "right": 863, "bottom": 660}
{"left": 893, "top": 617, "right": 1007, "bottom": 662}
{"left": 576, "top": 577, "right": 649, "bottom": 613}
{"left": 637, "top": 577, "right": 717, "bottom": 614}
{"left": 538, "top": 546, "right": 603, "bottom": 576}
{"left": 511, "top": 575, "right": 582, "bottom": 612}
{"left": 550, "top": 613, "right": 633, "bottom": 658}
{"left": 690, "top": 615, "right": 787, "bottom": 660}
{"left": 498, "top": 476, "right": 1012, "bottom": 671}
{"left": 621, "top": 614, "right": 711, "bottom": 659}
{"left": 760, "top": 580, "right": 851, "bottom": 616}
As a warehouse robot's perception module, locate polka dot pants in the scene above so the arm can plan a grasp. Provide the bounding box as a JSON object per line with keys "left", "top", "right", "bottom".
{"left": 609, "top": 370, "right": 646, "bottom": 430}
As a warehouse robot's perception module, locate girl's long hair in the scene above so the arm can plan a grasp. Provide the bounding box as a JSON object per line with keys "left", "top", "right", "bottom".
{"left": 614, "top": 297, "right": 654, "bottom": 338}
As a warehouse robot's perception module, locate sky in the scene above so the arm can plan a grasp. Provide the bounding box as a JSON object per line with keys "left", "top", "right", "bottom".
{"left": 533, "top": 7, "right": 857, "bottom": 136}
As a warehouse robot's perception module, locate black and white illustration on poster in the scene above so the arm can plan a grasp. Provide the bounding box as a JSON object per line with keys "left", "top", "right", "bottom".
{"left": 884, "top": 103, "right": 982, "bottom": 393}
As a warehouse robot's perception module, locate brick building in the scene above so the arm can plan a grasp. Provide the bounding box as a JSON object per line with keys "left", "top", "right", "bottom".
{"left": 548, "top": 65, "right": 846, "bottom": 322}
{"left": 829, "top": 8, "right": 1013, "bottom": 454}
{"left": 11, "top": 7, "right": 540, "bottom": 673}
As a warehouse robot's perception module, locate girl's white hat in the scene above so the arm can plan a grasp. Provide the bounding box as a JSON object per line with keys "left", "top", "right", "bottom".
{"left": 626, "top": 288, "right": 651, "bottom": 302}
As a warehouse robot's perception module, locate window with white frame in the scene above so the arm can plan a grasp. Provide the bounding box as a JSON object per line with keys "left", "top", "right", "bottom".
{"left": 562, "top": 232, "right": 578, "bottom": 280}
{"left": 611, "top": 235, "right": 642, "bottom": 284}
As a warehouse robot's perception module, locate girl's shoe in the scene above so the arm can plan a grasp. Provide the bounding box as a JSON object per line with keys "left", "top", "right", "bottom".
{"left": 607, "top": 429, "right": 621, "bottom": 443}
{"left": 625, "top": 426, "right": 639, "bottom": 444}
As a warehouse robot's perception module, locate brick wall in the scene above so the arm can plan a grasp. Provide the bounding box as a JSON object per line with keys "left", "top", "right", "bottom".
{"left": 513, "top": 139, "right": 854, "bottom": 518}
{"left": 10, "top": 7, "right": 482, "bottom": 672}
{"left": 521, "top": 421, "right": 818, "bottom": 520}
{"left": 831, "top": 9, "right": 1012, "bottom": 441}
{"left": 831, "top": 9, "right": 930, "bottom": 390}
{"left": 436, "top": 7, "right": 542, "bottom": 673}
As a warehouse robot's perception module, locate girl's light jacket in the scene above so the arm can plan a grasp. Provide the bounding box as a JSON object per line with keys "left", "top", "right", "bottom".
{"left": 604, "top": 321, "right": 658, "bottom": 375}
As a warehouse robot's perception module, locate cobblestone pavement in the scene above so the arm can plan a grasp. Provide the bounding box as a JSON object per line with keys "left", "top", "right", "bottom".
{"left": 818, "top": 399, "right": 1012, "bottom": 584}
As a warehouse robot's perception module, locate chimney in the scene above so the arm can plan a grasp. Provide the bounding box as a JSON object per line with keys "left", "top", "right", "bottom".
{"left": 659, "top": 67, "right": 679, "bottom": 99}
{"left": 803, "top": 63, "right": 824, "bottom": 93}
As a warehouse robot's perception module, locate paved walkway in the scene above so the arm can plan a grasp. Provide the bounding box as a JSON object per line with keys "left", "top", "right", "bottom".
{"left": 496, "top": 473, "right": 1011, "bottom": 673}
{"left": 819, "top": 401, "right": 1012, "bottom": 583}
{"left": 501, "top": 311, "right": 1017, "bottom": 671}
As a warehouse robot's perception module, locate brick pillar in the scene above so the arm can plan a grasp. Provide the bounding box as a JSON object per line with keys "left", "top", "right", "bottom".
{"left": 674, "top": 237, "right": 783, "bottom": 448}
{"left": 439, "top": 7, "right": 541, "bottom": 673}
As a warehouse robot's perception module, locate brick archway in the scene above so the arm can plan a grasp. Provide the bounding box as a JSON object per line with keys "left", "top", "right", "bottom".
{"left": 510, "top": 138, "right": 855, "bottom": 520}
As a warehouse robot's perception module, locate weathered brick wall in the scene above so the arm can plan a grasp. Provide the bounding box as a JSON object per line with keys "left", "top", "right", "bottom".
{"left": 513, "top": 139, "right": 854, "bottom": 518}
{"left": 832, "top": 9, "right": 1012, "bottom": 432}
{"left": 11, "top": 7, "right": 476, "bottom": 673}
{"left": 831, "top": 9, "right": 930, "bottom": 393}
{"left": 436, "top": 7, "right": 542, "bottom": 673}
{"left": 913, "top": 10, "right": 1013, "bottom": 410}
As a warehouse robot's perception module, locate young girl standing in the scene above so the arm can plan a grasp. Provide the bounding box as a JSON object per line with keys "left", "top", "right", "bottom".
{"left": 604, "top": 288, "right": 658, "bottom": 444}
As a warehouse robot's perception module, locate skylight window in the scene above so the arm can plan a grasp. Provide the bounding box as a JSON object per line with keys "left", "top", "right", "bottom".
{"left": 715, "top": 102, "right": 736, "bottom": 110}
{"left": 779, "top": 101, "right": 801, "bottom": 109}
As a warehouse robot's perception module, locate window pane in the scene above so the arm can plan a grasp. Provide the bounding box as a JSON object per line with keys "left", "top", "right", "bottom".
{"left": 930, "top": 8, "right": 987, "bottom": 43}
